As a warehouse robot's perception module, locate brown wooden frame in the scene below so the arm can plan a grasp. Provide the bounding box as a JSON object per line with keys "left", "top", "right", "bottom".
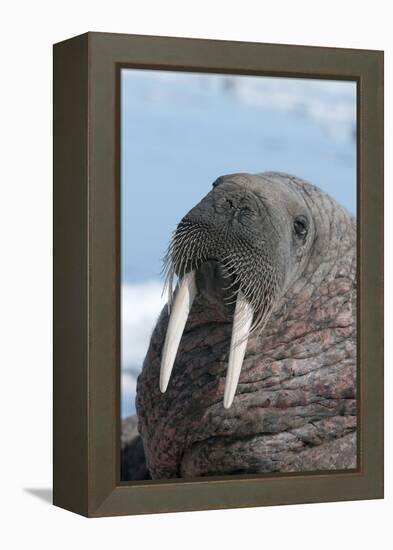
{"left": 53, "top": 32, "right": 384, "bottom": 517}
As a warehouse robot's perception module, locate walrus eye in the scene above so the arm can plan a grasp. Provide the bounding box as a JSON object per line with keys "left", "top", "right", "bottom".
{"left": 294, "top": 216, "right": 308, "bottom": 238}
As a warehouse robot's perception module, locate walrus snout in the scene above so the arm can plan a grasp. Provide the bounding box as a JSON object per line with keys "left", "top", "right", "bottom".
{"left": 160, "top": 178, "right": 286, "bottom": 408}
{"left": 186, "top": 185, "right": 261, "bottom": 231}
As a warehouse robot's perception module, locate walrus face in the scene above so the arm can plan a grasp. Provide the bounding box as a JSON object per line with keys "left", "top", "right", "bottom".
{"left": 161, "top": 173, "right": 315, "bottom": 408}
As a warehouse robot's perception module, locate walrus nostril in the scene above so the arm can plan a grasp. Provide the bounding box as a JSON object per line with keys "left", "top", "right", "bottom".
{"left": 238, "top": 205, "right": 255, "bottom": 226}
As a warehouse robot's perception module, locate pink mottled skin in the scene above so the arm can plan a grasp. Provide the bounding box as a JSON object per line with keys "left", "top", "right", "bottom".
{"left": 136, "top": 173, "right": 357, "bottom": 479}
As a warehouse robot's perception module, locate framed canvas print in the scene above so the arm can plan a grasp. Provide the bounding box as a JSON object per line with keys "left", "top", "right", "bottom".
{"left": 53, "top": 32, "right": 384, "bottom": 517}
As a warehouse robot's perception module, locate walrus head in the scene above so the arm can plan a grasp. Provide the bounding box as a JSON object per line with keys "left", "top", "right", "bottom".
{"left": 161, "top": 172, "right": 315, "bottom": 407}
{"left": 136, "top": 172, "right": 356, "bottom": 478}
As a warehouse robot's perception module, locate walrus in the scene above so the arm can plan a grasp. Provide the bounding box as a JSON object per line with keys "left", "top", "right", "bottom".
{"left": 135, "top": 172, "right": 357, "bottom": 479}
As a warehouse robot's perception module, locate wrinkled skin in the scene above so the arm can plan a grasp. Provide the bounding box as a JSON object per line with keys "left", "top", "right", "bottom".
{"left": 136, "top": 172, "right": 357, "bottom": 479}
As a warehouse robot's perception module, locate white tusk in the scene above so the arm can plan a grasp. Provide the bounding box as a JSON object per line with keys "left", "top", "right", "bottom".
{"left": 160, "top": 270, "right": 197, "bottom": 393}
{"left": 223, "top": 291, "right": 253, "bottom": 409}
